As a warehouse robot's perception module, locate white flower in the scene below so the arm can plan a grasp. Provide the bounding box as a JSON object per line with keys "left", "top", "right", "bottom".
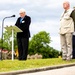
{"left": 22, "top": 21, "right": 25, "bottom": 23}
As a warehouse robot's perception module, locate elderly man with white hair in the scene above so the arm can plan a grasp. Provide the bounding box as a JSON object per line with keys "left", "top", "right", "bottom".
{"left": 15, "top": 8, "right": 31, "bottom": 60}
{"left": 59, "top": 1, "right": 75, "bottom": 61}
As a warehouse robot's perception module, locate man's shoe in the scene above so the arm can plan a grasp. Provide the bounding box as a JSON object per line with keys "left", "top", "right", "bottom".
{"left": 66, "top": 58, "right": 72, "bottom": 61}
{"left": 63, "top": 59, "right": 66, "bottom": 60}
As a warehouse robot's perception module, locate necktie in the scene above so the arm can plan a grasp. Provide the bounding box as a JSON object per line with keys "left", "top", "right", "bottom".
{"left": 20, "top": 18, "right": 23, "bottom": 23}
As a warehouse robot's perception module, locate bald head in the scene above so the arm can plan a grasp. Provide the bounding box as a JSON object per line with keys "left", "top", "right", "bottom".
{"left": 63, "top": 1, "right": 70, "bottom": 10}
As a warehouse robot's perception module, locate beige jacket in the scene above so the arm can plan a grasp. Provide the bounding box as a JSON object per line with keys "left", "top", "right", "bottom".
{"left": 59, "top": 9, "right": 74, "bottom": 34}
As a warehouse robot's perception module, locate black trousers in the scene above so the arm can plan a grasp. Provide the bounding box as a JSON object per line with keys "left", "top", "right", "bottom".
{"left": 72, "top": 35, "right": 75, "bottom": 59}
{"left": 17, "top": 37, "right": 29, "bottom": 60}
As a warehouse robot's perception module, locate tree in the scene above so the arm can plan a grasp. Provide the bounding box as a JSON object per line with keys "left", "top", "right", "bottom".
{"left": 29, "top": 31, "right": 51, "bottom": 54}
{"left": 29, "top": 31, "right": 59, "bottom": 58}
{"left": 49, "top": 47, "right": 59, "bottom": 58}
{"left": 0, "top": 30, "right": 17, "bottom": 51}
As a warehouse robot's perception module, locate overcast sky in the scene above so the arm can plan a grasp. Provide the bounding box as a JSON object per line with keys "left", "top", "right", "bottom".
{"left": 0, "top": 0, "right": 75, "bottom": 51}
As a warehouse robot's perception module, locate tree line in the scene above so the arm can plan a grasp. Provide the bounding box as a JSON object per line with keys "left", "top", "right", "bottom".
{"left": 0, "top": 30, "right": 60, "bottom": 58}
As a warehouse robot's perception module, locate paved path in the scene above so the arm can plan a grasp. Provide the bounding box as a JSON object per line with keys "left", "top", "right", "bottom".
{"left": 18, "top": 66, "right": 75, "bottom": 75}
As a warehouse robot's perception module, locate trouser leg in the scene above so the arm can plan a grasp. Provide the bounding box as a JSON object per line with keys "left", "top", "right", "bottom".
{"left": 60, "top": 34, "right": 67, "bottom": 59}
{"left": 66, "top": 33, "right": 72, "bottom": 60}
{"left": 72, "top": 35, "right": 75, "bottom": 59}
{"left": 21, "top": 38, "right": 29, "bottom": 60}
{"left": 17, "top": 38, "right": 23, "bottom": 60}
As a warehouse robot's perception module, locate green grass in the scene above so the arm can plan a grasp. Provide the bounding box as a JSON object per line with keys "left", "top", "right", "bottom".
{"left": 0, "top": 58, "right": 75, "bottom": 72}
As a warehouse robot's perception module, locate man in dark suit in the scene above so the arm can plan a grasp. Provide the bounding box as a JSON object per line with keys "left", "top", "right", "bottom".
{"left": 70, "top": 8, "right": 75, "bottom": 59}
{"left": 15, "top": 8, "right": 31, "bottom": 60}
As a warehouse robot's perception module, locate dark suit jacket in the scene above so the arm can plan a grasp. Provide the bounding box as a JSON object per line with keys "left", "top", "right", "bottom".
{"left": 15, "top": 15, "right": 31, "bottom": 38}
{"left": 70, "top": 10, "right": 75, "bottom": 30}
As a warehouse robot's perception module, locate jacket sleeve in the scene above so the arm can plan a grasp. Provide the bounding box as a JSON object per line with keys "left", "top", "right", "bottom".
{"left": 15, "top": 18, "right": 19, "bottom": 26}
{"left": 70, "top": 10, "right": 75, "bottom": 30}
{"left": 25, "top": 16, "right": 31, "bottom": 30}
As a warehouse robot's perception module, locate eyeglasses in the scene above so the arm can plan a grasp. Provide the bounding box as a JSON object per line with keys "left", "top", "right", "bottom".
{"left": 19, "top": 13, "right": 24, "bottom": 14}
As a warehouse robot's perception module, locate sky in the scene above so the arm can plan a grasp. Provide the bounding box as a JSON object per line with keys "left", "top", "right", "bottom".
{"left": 0, "top": 0, "right": 75, "bottom": 51}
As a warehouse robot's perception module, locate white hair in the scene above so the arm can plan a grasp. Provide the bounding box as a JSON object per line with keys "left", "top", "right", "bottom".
{"left": 19, "top": 8, "right": 26, "bottom": 13}
{"left": 63, "top": 0, "right": 70, "bottom": 4}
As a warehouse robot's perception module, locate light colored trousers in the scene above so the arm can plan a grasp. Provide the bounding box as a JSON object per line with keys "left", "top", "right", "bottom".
{"left": 60, "top": 33, "right": 72, "bottom": 60}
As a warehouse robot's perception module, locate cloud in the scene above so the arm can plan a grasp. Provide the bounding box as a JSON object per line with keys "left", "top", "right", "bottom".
{"left": 0, "top": 0, "right": 75, "bottom": 51}
{"left": 50, "top": 36, "right": 60, "bottom": 50}
{"left": 0, "top": 0, "right": 28, "bottom": 4}
{"left": 30, "top": 20, "right": 60, "bottom": 50}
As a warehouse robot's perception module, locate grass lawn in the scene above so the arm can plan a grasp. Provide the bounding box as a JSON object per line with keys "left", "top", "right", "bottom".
{"left": 0, "top": 58, "right": 75, "bottom": 72}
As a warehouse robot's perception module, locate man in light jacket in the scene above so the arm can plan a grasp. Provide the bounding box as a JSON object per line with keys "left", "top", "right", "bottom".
{"left": 59, "top": 1, "right": 74, "bottom": 61}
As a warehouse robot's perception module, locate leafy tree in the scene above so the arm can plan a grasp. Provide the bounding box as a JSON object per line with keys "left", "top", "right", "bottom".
{"left": 29, "top": 31, "right": 59, "bottom": 58}
{"left": 49, "top": 47, "right": 59, "bottom": 58}
{"left": 0, "top": 39, "right": 2, "bottom": 48}
{"left": 0, "top": 30, "right": 17, "bottom": 51}
{"left": 29, "top": 31, "right": 51, "bottom": 53}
